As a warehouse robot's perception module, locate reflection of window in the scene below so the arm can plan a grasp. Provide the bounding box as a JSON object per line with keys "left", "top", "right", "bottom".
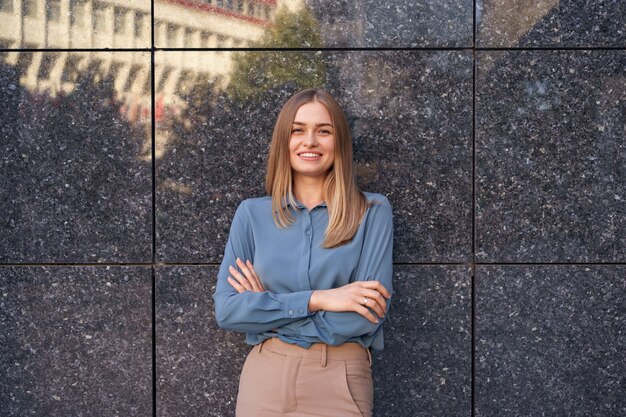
{"left": 109, "top": 61, "right": 123, "bottom": 80}
{"left": 124, "top": 64, "right": 142, "bottom": 92}
{"left": 158, "top": 66, "right": 172, "bottom": 92}
{"left": 61, "top": 55, "right": 82, "bottom": 83}
{"left": 167, "top": 24, "right": 178, "bottom": 47}
{"left": 134, "top": 11, "right": 144, "bottom": 37}
{"left": 15, "top": 51, "right": 34, "bottom": 75}
{"left": 184, "top": 28, "right": 195, "bottom": 47}
{"left": 38, "top": 53, "right": 59, "bottom": 79}
{"left": 87, "top": 58, "right": 103, "bottom": 78}
{"left": 216, "top": 34, "right": 226, "bottom": 50}
{"left": 114, "top": 7, "right": 126, "bottom": 34}
{"left": 201, "top": 31, "right": 210, "bottom": 48}
{"left": 22, "top": 0, "right": 37, "bottom": 16}
{"left": 237, "top": 0, "right": 243, "bottom": 13}
{"left": 70, "top": 0, "right": 87, "bottom": 27}
{"left": 93, "top": 5, "right": 107, "bottom": 32}
{"left": 0, "top": 0, "right": 14, "bottom": 13}
{"left": 227, "top": 0, "right": 233, "bottom": 9}
{"left": 217, "top": 0, "right": 223, "bottom": 7}
{"left": 142, "top": 72, "right": 151, "bottom": 94}
{"left": 46, "top": 0, "right": 61, "bottom": 22}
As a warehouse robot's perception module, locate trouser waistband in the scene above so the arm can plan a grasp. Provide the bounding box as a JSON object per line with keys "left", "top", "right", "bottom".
{"left": 257, "top": 336, "right": 372, "bottom": 367}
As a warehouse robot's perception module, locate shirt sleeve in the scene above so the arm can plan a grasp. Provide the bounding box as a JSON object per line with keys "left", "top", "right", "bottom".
{"left": 275, "top": 195, "right": 394, "bottom": 346}
{"left": 212, "top": 200, "right": 315, "bottom": 333}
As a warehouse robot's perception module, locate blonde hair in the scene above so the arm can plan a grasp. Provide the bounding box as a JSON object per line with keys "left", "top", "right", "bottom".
{"left": 265, "top": 88, "right": 377, "bottom": 248}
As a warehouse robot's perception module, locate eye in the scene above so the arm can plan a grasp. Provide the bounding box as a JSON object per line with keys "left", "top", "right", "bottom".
{"left": 320, "top": 129, "right": 331, "bottom": 134}
{"left": 292, "top": 128, "right": 302, "bottom": 133}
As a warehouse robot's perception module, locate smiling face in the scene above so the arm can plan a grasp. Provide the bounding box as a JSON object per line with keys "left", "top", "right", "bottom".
{"left": 288, "top": 101, "right": 336, "bottom": 183}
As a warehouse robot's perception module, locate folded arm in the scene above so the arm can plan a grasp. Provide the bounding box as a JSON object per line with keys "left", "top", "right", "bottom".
{"left": 212, "top": 200, "right": 315, "bottom": 333}
{"left": 275, "top": 196, "right": 395, "bottom": 345}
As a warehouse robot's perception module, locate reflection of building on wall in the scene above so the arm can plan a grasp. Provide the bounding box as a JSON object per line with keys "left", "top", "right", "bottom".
{"left": 0, "top": 0, "right": 281, "bottom": 124}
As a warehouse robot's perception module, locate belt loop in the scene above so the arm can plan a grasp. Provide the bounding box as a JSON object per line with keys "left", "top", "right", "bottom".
{"left": 367, "top": 347, "right": 372, "bottom": 366}
{"left": 321, "top": 344, "right": 327, "bottom": 367}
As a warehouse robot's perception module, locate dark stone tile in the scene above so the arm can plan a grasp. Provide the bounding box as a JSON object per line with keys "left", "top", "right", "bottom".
{"left": 475, "top": 265, "right": 626, "bottom": 417}
{"left": 156, "top": 50, "right": 473, "bottom": 263}
{"left": 477, "top": 0, "right": 626, "bottom": 47}
{"left": 156, "top": 265, "right": 250, "bottom": 417}
{"left": 0, "top": 53, "right": 152, "bottom": 263}
{"left": 476, "top": 50, "right": 625, "bottom": 263}
{"left": 156, "top": 265, "right": 472, "bottom": 417}
{"left": 0, "top": 266, "right": 152, "bottom": 416}
{"left": 0, "top": 1, "right": 151, "bottom": 49}
{"left": 305, "top": 0, "right": 473, "bottom": 47}
{"left": 374, "top": 265, "right": 471, "bottom": 417}
{"left": 153, "top": 0, "right": 472, "bottom": 49}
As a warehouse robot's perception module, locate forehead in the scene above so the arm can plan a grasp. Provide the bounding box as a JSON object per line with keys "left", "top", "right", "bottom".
{"left": 293, "top": 102, "right": 332, "bottom": 121}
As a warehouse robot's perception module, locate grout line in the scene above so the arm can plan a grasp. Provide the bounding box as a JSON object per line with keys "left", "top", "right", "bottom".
{"left": 0, "top": 48, "right": 152, "bottom": 52}
{"left": 1, "top": 262, "right": 624, "bottom": 267}
{"left": 1, "top": 46, "right": 624, "bottom": 53}
{"left": 151, "top": 0, "right": 157, "bottom": 415}
{"left": 471, "top": 1, "right": 477, "bottom": 415}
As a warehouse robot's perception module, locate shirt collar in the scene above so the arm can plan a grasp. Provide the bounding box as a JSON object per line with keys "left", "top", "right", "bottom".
{"left": 280, "top": 196, "right": 327, "bottom": 210}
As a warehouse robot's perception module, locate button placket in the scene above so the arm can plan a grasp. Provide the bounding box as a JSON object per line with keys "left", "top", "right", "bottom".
{"left": 304, "top": 212, "right": 313, "bottom": 290}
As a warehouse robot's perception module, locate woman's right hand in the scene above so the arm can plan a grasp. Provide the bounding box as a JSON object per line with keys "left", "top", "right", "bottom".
{"left": 308, "top": 281, "right": 391, "bottom": 324}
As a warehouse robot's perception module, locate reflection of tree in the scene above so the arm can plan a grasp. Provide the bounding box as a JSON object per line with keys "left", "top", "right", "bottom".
{"left": 157, "top": 5, "right": 330, "bottom": 260}
{"left": 226, "top": 5, "right": 326, "bottom": 102}
{"left": 0, "top": 62, "right": 150, "bottom": 262}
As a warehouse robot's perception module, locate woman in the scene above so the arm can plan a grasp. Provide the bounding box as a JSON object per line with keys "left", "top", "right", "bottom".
{"left": 213, "top": 88, "right": 394, "bottom": 417}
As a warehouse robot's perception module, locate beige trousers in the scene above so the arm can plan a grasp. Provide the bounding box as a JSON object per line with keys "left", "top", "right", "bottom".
{"left": 235, "top": 336, "right": 374, "bottom": 417}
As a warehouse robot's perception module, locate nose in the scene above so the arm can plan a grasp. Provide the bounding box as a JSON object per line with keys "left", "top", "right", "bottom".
{"left": 303, "top": 129, "right": 318, "bottom": 146}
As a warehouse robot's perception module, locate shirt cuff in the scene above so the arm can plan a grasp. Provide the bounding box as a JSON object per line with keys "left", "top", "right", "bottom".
{"left": 283, "top": 290, "right": 315, "bottom": 318}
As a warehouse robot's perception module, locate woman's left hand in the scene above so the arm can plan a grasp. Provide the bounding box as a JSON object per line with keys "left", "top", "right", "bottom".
{"left": 227, "top": 257, "right": 266, "bottom": 293}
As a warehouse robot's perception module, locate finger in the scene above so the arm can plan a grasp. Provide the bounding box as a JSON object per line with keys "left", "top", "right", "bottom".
{"left": 245, "top": 259, "right": 265, "bottom": 291}
{"left": 354, "top": 304, "right": 380, "bottom": 324}
{"left": 239, "top": 258, "right": 264, "bottom": 292}
{"left": 359, "top": 290, "right": 385, "bottom": 318}
{"left": 362, "top": 288, "right": 387, "bottom": 318}
{"left": 235, "top": 258, "right": 262, "bottom": 292}
{"left": 228, "top": 264, "right": 253, "bottom": 291}
{"left": 227, "top": 276, "right": 246, "bottom": 293}
{"left": 356, "top": 280, "right": 392, "bottom": 299}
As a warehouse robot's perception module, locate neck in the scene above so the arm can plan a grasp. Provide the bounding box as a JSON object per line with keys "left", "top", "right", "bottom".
{"left": 293, "top": 175, "right": 324, "bottom": 204}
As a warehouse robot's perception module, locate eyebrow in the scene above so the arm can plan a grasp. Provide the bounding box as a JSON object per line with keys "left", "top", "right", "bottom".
{"left": 292, "top": 121, "right": 334, "bottom": 128}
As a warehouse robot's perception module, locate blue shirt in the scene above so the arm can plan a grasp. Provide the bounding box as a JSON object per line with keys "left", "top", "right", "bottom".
{"left": 212, "top": 191, "right": 394, "bottom": 352}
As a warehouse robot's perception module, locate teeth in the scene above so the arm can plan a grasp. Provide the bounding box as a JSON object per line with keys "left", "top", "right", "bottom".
{"left": 300, "top": 153, "right": 321, "bottom": 157}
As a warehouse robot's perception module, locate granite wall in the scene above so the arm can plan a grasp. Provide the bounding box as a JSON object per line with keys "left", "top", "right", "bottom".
{"left": 1, "top": 1, "right": 624, "bottom": 416}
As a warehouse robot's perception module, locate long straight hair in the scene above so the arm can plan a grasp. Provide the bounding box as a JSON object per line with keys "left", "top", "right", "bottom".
{"left": 265, "top": 88, "right": 375, "bottom": 248}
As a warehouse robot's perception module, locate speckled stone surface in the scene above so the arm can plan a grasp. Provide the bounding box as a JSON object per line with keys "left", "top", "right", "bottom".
{"left": 476, "top": 50, "right": 625, "bottom": 263}
{"left": 156, "top": 50, "right": 473, "bottom": 264}
{"left": 0, "top": 266, "right": 152, "bottom": 416}
{"left": 304, "top": 0, "right": 473, "bottom": 47}
{"left": 156, "top": 265, "right": 471, "bottom": 417}
{"left": 373, "top": 265, "right": 471, "bottom": 417}
{"left": 477, "top": 0, "right": 626, "bottom": 47}
{"left": 0, "top": 54, "right": 152, "bottom": 263}
{"left": 156, "top": 265, "right": 250, "bottom": 417}
{"left": 476, "top": 265, "right": 626, "bottom": 417}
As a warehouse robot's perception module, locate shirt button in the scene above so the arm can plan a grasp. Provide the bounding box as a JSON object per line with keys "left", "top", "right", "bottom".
{"left": 299, "top": 308, "right": 304, "bottom": 314}
{"left": 306, "top": 230, "right": 311, "bottom": 235}
{"left": 288, "top": 310, "right": 294, "bottom": 315}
